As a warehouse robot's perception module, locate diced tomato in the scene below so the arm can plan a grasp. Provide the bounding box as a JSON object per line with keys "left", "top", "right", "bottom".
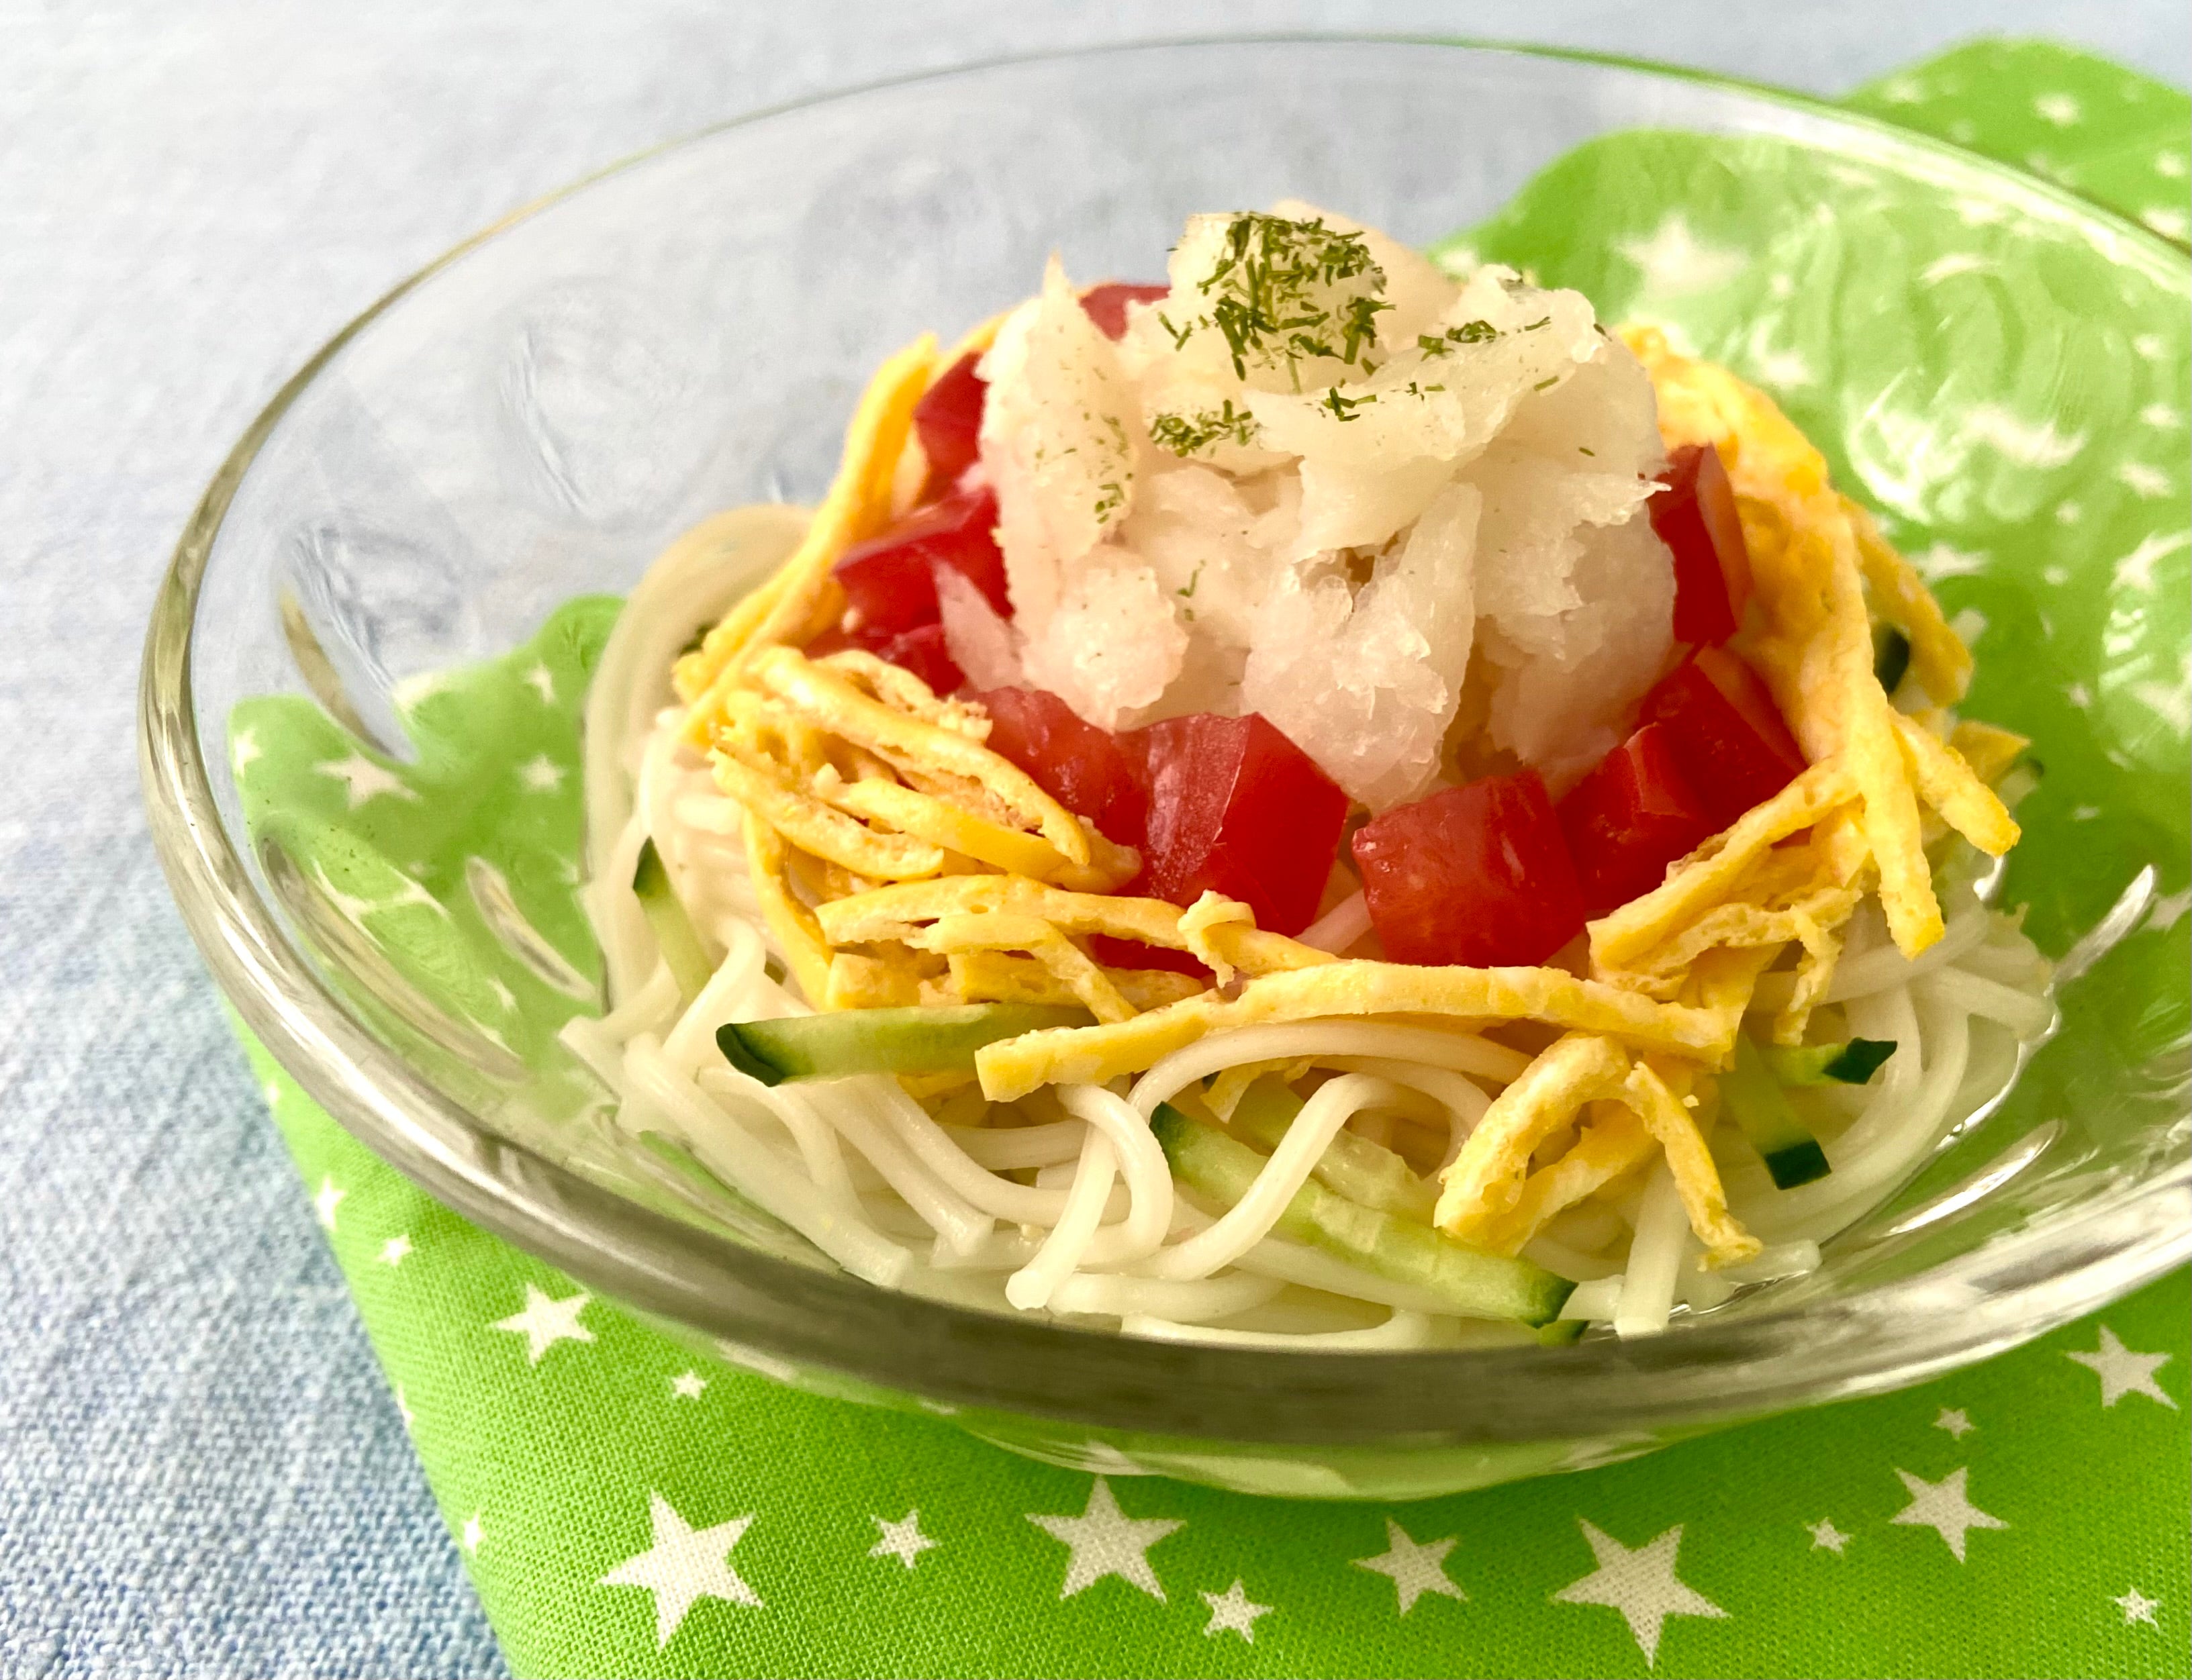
{"left": 1125, "top": 713, "right": 1348, "bottom": 936}
{"left": 912, "top": 351, "right": 986, "bottom": 499}
{"left": 1086, "top": 935, "right": 1214, "bottom": 982}
{"left": 972, "top": 685, "right": 1149, "bottom": 848}
{"left": 1351, "top": 771, "right": 1586, "bottom": 968}
{"left": 1637, "top": 645, "right": 1806, "bottom": 831}
{"left": 804, "top": 623, "right": 965, "bottom": 698}
{"left": 873, "top": 624, "right": 964, "bottom": 697}
{"left": 831, "top": 486, "right": 1010, "bottom": 640}
{"left": 1556, "top": 724, "right": 1717, "bottom": 919}
{"left": 1078, "top": 283, "right": 1170, "bottom": 341}
{"left": 1650, "top": 442, "right": 1752, "bottom": 646}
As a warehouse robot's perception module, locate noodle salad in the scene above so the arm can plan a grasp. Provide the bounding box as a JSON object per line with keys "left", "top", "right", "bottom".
{"left": 561, "top": 205, "right": 2052, "bottom": 1348}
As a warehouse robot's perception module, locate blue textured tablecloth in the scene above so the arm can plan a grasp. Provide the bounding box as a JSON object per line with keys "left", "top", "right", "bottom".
{"left": 3, "top": 5, "right": 2186, "bottom": 1674}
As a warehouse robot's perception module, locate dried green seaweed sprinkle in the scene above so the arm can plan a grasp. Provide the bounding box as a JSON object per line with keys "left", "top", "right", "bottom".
{"left": 1092, "top": 480, "right": 1127, "bottom": 520}
{"left": 1533, "top": 375, "right": 1560, "bottom": 391}
{"left": 1149, "top": 399, "right": 1260, "bottom": 457}
{"left": 1320, "top": 387, "right": 1375, "bottom": 422}
{"left": 1171, "top": 213, "right": 1390, "bottom": 382}
{"left": 1417, "top": 319, "right": 1501, "bottom": 357}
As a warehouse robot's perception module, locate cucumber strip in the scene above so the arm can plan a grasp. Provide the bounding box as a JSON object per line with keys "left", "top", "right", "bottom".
{"left": 1763, "top": 1038, "right": 1897, "bottom": 1087}
{"left": 1151, "top": 1105, "right": 1574, "bottom": 1327}
{"left": 717, "top": 1003, "right": 1092, "bottom": 1085}
{"left": 1721, "top": 1034, "right": 1831, "bottom": 1190}
{"left": 632, "top": 839, "right": 714, "bottom": 1005}
{"left": 1872, "top": 624, "right": 1911, "bottom": 693}
{"left": 1227, "top": 1078, "right": 1437, "bottom": 1222}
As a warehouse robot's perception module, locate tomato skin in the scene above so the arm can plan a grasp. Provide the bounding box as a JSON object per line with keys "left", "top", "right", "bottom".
{"left": 874, "top": 623, "right": 965, "bottom": 697}
{"left": 831, "top": 486, "right": 1010, "bottom": 638}
{"left": 971, "top": 685, "right": 1149, "bottom": 847}
{"left": 805, "top": 621, "right": 967, "bottom": 697}
{"left": 912, "top": 352, "right": 986, "bottom": 499}
{"left": 1556, "top": 724, "right": 1717, "bottom": 918}
{"left": 1116, "top": 713, "right": 1349, "bottom": 936}
{"left": 1351, "top": 771, "right": 1586, "bottom": 968}
{"left": 1652, "top": 443, "right": 1752, "bottom": 646}
{"left": 1637, "top": 645, "right": 1806, "bottom": 831}
{"left": 1078, "top": 283, "right": 1170, "bottom": 341}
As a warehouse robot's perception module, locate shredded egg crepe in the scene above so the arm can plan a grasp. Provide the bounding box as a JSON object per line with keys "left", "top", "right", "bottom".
{"left": 573, "top": 203, "right": 2048, "bottom": 1348}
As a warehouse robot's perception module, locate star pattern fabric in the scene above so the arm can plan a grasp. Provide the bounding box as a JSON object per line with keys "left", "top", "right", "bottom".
{"left": 598, "top": 1491, "right": 761, "bottom": 1646}
{"left": 1889, "top": 1468, "right": 2009, "bottom": 1563}
{"left": 1200, "top": 1580, "right": 1273, "bottom": 1642}
{"left": 869, "top": 1511, "right": 938, "bottom": 1570}
{"left": 2067, "top": 1326, "right": 2179, "bottom": 1409}
{"left": 490, "top": 1284, "right": 595, "bottom": 1365}
{"left": 1026, "top": 1478, "right": 1184, "bottom": 1602}
{"left": 1353, "top": 1517, "right": 1465, "bottom": 1615}
{"left": 1552, "top": 1521, "right": 1727, "bottom": 1665}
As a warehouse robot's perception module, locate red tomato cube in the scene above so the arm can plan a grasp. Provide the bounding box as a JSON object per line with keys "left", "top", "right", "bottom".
{"left": 1127, "top": 713, "right": 1349, "bottom": 936}
{"left": 1556, "top": 724, "right": 1717, "bottom": 919}
{"left": 802, "top": 621, "right": 965, "bottom": 697}
{"left": 911, "top": 351, "right": 986, "bottom": 499}
{"left": 1651, "top": 442, "right": 1752, "bottom": 646}
{"left": 1638, "top": 646, "right": 1806, "bottom": 831}
{"left": 1078, "top": 283, "right": 1170, "bottom": 340}
{"left": 875, "top": 624, "right": 964, "bottom": 697}
{"left": 831, "top": 487, "right": 1010, "bottom": 638}
{"left": 972, "top": 685, "right": 1149, "bottom": 848}
{"left": 1351, "top": 771, "right": 1586, "bottom": 969}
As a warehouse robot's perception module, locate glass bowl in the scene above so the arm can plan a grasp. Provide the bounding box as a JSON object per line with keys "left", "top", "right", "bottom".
{"left": 140, "top": 38, "right": 2191, "bottom": 1500}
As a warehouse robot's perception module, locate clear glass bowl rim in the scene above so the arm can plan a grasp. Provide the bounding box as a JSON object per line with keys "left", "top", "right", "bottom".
{"left": 138, "top": 34, "right": 2192, "bottom": 1449}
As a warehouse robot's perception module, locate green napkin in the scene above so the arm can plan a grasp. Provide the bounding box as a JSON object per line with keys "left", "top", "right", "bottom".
{"left": 228, "top": 40, "right": 2190, "bottom": 1679}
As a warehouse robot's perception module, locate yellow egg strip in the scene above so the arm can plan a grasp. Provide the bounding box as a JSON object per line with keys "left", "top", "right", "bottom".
{"left": 741, "top": 811, "right": 833, "bottom": 1005}
{"left": 823, "top": 951, "right": 922, "bottom": 1009}
{"left": 1843, "top": 497, "right": 1973, "bottom": 706}
{"left": 915, "top": 911, "right": 1136, "bottom": 1024}
{"left": 828, "top": 777, "right": 1133, "bottom": 892}
{"left": 1889, "top": 712, "right": 2021, "bottom": 856}
{"left": 708, "top": 752, "right": 945, "bottom": 881}
{"left": 1469, "top": 1105, "right": 1655, "bottom": 1256}
{"left": 1434, "top": 1034, "right": 1633, "bottom": 1237}
{"left": 1947, "top": 718, "right": 2030, "bottom": 788}
{"left": 1625, "top": 1059, "right": 1760, "bottom": 1265}
{"left": 745, "top": 648, "right": 1092, "bottom": 866}
{"left": 1588, "top": 761, "right": 1859, "bottom": 971}
{"left": 810, "top": 649, "right": 994, "bottom": 738}
{"left": 814, "top": 875, "right": 1333, "bottom": 979}
{"left": 675, "top": 333, "right": 939, "bottom": 714}
{"left": 943, "top": 948, "right": 1206, "bottom": 1014}
{"left": 975, "top": 964, "right": 1731, "bottom": 1103}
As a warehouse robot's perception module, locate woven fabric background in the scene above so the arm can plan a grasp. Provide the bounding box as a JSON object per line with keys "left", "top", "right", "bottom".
{"left": 1, "top": 5, "right": 2186, "bottom": 1676}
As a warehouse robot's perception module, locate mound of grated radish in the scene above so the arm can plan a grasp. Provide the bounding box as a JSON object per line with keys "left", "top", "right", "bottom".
{"left": 944, "top": 203, "right": 1678, "bottom": 811}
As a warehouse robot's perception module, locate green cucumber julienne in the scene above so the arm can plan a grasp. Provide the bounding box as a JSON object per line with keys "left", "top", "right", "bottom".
{"left": 716, "top": 1003, "right": 1092, "bottom": 1085}
{"left": 632, "top": 839, "right": 715, "bottom": 1005}
{"left": 1762, "top": 1038, "right": 1897, "bottom": 1087}
{"left": 1226, "top": 1077, "right": 1438, "bottom": 1222}
{"left": 1722, "top": 1034, "right": 1832, "bottom": 1190}
{"left": 1151, "top": 1104, "right": 1574, "bottom": 1328}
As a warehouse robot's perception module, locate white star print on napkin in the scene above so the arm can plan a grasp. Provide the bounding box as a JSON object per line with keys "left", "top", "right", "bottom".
{"left": 599, "top": 1491, "right": 761, "bottom": 1646}
{"left": 1200, "top": 1579, "right": 1272, "bottom": 1642}
{"left": 869, "top": 1511, "right": 938, "bottom": 1570}
{"left": 1552, "top": 1520, "right": 1726, "bottom": 1664}
{"left": 2067, "top": 1326, "right": 2178, "bottom": 1410}
{"left": 1353, "top": 1516, "right": 1465, "bottom": 1615}
{"left": 1026, "top": 1478, "right": 1182, "bottom": 1602}
{"left": 491, "top": 1283, "right": 595, "bottom": 1365}
{"left": 1890, "top": 1467, "right": 2007, "bottom": 1561}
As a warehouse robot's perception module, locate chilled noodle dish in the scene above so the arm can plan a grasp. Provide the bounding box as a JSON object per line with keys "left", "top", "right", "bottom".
{"left": 563, "top": 204, "right": 2052, "bottom": 1348}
